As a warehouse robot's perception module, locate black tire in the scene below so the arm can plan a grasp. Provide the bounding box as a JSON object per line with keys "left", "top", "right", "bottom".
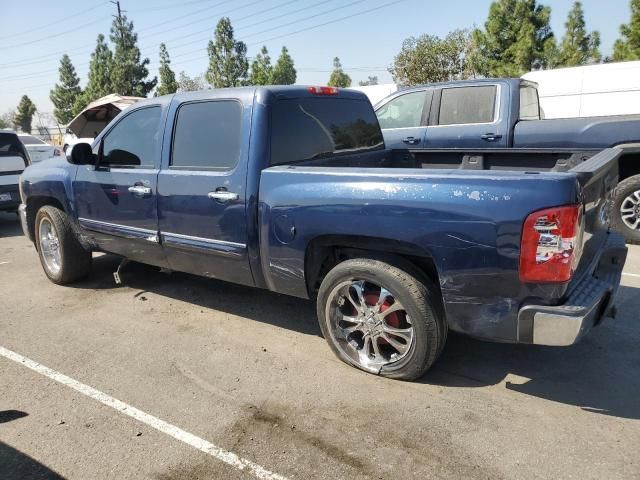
{"left": 317, "top": 258, "right": 446, "bottom": 381}
{"left": 611, "top": 175, "right": 640, "bottom": 244}
{"left": 35, "top": 206, "right": 91, "bottom": 284}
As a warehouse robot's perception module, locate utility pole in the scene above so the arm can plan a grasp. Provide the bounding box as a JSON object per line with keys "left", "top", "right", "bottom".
{"left": 110, "top": 0, "right": 125, "bottom": 42}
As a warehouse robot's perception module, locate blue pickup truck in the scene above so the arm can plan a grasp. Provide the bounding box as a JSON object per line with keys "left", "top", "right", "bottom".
{"left": 375, "top": 78, "right": 640, "bottom": 243}
{"left": 18, "top": 86, "right": 627, "bottom": 380}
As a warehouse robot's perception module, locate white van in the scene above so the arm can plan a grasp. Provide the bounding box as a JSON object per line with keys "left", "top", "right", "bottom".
{"left": 522, "top": 61, "right": 640, "bottom": 119}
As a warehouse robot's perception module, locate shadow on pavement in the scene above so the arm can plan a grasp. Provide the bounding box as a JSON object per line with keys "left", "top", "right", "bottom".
{"left": 0, "top": 410, "right": 28, "bottom": 424}
{"left": 73, "top": 254, "right": 321, "bottom": 337}
{"left": 0, "top": 213, "right": 22, "bottom": 239}
{"left": 0, "top": 442, "right": 65, "bottom": 480}
{"left": 73, "top": 255, "right": 640, "bottom": 420}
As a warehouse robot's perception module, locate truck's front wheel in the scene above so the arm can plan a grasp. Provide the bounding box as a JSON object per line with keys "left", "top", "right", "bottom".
{"left": 611, "top": 175, "right": 640, "bottom": 244}
{"left": 35, "top": 206, "right": 92, "bottom": 284}
{"left": 317, "top": 258, "right": 446, "bottom": 381}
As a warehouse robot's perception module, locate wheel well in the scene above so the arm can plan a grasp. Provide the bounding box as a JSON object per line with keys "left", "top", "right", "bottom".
{"left": 25, "top": 196, "right": 65, "bottom": 241}
{"left": 305, "top": 235, "right": 440, "bottom": 298}
{"left": 618, "top": 151, "right": 640, "bottom": 182}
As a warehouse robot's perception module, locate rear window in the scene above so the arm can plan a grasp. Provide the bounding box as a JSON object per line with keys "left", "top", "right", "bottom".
{"left": 19, "top": 135, "right": 46, "bottom": 145}
{"left": 0, "top": 133, "right": 25, "bottom": 157}
{"left": 270, "top": 98, "right": 384, "bottom": 166}
{"left": 438, "top": 86, "right": 497, "bottom": 125}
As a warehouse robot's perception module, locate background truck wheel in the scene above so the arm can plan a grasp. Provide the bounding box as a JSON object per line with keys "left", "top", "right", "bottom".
{"left": 35, "top": 206, "right": 91, "bottom": 284}
{"left": 611, "top": 175, "right": 640, "bottom": 244}
{"left": 317, "top": 258, "right": 446, "bottom": 381}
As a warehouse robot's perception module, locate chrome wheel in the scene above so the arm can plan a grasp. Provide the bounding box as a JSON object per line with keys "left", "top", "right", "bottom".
{"left": 39, "top": 218, "right": 62, "bottom": 275}
{"left": 620, "top": 190, "right": 640, "bottom": 230}
{"left": 326, "top": 279, "right": 414, "bottom": 373}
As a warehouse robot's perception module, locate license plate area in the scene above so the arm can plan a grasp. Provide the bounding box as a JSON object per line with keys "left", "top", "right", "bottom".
{"left": 0, "top": 193, "right": 12, "bottom": 202}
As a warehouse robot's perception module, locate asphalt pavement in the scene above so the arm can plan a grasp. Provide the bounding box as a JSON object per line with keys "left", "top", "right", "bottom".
{"left": 0, "top": 211, "right": 638, "bottom": 479}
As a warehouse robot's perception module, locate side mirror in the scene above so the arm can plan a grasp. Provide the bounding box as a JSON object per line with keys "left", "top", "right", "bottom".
{"left": 67, "top": 142, "right": 95, "bottom": 165}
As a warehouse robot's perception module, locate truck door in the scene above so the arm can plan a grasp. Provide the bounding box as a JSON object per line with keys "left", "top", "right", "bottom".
{"left": 73, "top": 104, "right": 168, "bottom": 267}
{"left": 157, "top": 96, "right": 253, "bottom": 287}
{"left": 375, "top": 89, "right": 432, "bottom": 149}
{"left": 425, "top": 84, "right": 508, "bottom": 148}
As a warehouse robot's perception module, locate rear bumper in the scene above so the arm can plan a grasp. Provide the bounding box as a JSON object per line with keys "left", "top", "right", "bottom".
{"left": 517, "top": 233, "right": 627, "bottom": 346}
{"left": 0, "top": 184, "right": 20, "bottom": 212}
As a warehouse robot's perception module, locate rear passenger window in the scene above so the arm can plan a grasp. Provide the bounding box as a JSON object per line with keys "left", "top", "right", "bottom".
{"left": 519, "top": 86, "right": 540, "bottom": 120}
{"left": 171, "top": 100, "right": 242, "bottom": 170}
{"left": 438, "top": 86, "right": 497, "bottom": 125}
{"left": 376, "top": 90, "right": 431, "bottom": 129}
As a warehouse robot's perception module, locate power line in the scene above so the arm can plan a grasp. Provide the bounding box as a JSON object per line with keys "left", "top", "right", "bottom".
{"left": 247, "top": 0, "right": 408, "bottom": 46}
{"left": 160, "top": 0, "right": 324, "bottom": 59}
{"left": 1, "top": 0, "right": 403, "bottom": 84}
{"left": 1, "top": 15, "right": 112, "bottom": 50}
{"left": 0, "top": 1, "right": 109, "bottom": 41}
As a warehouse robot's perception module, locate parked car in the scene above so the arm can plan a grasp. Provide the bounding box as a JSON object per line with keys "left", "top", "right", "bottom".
{"left": 374, "top": 78, "right": 640, "bottom": 243}
{"left": 18, "top": 86, "right": 626, "bottom": 380}
{"left": 63, "top": 94, "right": 143, "bottom": 153}
{"left": 17, "top": 134, "right": 60, "bottom": 163}
{"left": 0, "top": 129, "right": 29, "bottom": 212}
{"left": 522, "top": 61, "right": 640, "bottom": 119}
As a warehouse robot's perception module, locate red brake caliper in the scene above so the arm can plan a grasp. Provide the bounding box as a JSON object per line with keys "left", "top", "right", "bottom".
{"left": 364, "top": 290, "right": 401, "bottom": 344}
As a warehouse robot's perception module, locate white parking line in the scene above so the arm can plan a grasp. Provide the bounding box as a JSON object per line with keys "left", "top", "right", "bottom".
{"left": 623, "top": 272, "right": 640, "bottom": 278}
{"left": 0, "top": 346, "right": 288, "bottom": 480}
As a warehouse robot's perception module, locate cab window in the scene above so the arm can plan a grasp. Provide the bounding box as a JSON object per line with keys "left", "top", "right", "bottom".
{"left": 376, "top": 90, "right": 430, "bottom": 129}
{"left": 101, "top": 106, "right": 162, "bottom": 167}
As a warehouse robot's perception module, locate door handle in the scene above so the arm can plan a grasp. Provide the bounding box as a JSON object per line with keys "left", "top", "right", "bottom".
{"left": 208, "top": 191, "right": 239, "bottom": 202}
{"left": 402, "top": 136, "right": 421, "bottom": 145}
{"left": 128, "top": 185, "right": 152, "bottom": 196}
{"left": 481, "top": 133, "right": 503, "bottom": 141}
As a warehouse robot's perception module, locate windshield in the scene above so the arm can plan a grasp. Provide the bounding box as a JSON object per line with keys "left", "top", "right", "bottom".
{"left": 270, "top": 97, "right": 384, "bottom": 166}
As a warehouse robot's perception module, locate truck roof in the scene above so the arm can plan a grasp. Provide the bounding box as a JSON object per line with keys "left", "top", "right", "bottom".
{"left": 394, "top": 77, "right": 528, "bottom": 94}
{"left": 144, "top": 85, "right": 371, "bottom": 107}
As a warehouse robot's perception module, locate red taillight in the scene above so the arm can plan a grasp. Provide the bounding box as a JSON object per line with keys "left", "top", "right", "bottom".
{"left": 307, "top": 86, "right": 339, "bottom": 95}
{"left": 519, "top": 204, "right": 583, "bottom": 283}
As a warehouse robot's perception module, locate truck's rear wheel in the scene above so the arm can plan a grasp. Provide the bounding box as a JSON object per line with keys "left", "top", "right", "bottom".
{"left": 317, "top": 258, "right": 445, "bottom": 381}
{"left": 612, "top": 175, "right": 640, "bottom": 244}
{"left": 35, "top": 206, "right": 91, "bottom": 284}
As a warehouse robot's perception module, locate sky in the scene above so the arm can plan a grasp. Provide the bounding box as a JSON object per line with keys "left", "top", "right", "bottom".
{"left": 0, "top": 0, "right": 633, "bottom": 121}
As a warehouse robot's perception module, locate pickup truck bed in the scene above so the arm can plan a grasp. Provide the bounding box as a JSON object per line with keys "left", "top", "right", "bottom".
{"left": 18, "top": 86, "right": 627, "bottom": 380}
{"left": 375, "top": 78, "right": 640, "bottom": 244}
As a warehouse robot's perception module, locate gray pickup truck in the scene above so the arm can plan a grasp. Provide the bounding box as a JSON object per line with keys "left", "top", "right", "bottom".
{"left": 375, "top": 78, "right": 640, "bottom": 243}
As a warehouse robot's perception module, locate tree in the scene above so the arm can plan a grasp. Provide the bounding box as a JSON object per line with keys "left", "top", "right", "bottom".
{"left": 269, "top": 46, "right": 296, "bottom": 85}
{"left": 390, "top": 30, "right": 471, "bottom": 86}
{"left": 249, "top": 46, "right": 272, "bottom": 86}
{"left": 155, "top": 43, "right": 178, "bottom": 96}
{"left": 327, "top": 57, "right": 352, "bottom": 87}
{"left": 0, "top": 111, "right": 15, "bottom": 129}
{"left": 613, "top": 0, "right": 640, "bottom": 61}
{"left": 176, "top": 71, "right": 208, "bottom": 92}
{"left": 206, "top": 17, "right": 249, "bottom": 88}
{"left": 358, "top": 76, "right": 379, "bottom": 86}
{"left": 13, "top": 96, "right": 37, "bottom": 133}
{"left": 555, "top": 1, "right": 601, "bottom": 66}
{"left": 49, "top": 55, "right": 83, "bottom": 124}
{"left": 81, "top": 34, "right": 114, "bottom": 109}
{"left": 110, "top": 13, "right": 156, "bottom": 96}
{"left": 471, "top": 0, "right": 555, "bottom": 77}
